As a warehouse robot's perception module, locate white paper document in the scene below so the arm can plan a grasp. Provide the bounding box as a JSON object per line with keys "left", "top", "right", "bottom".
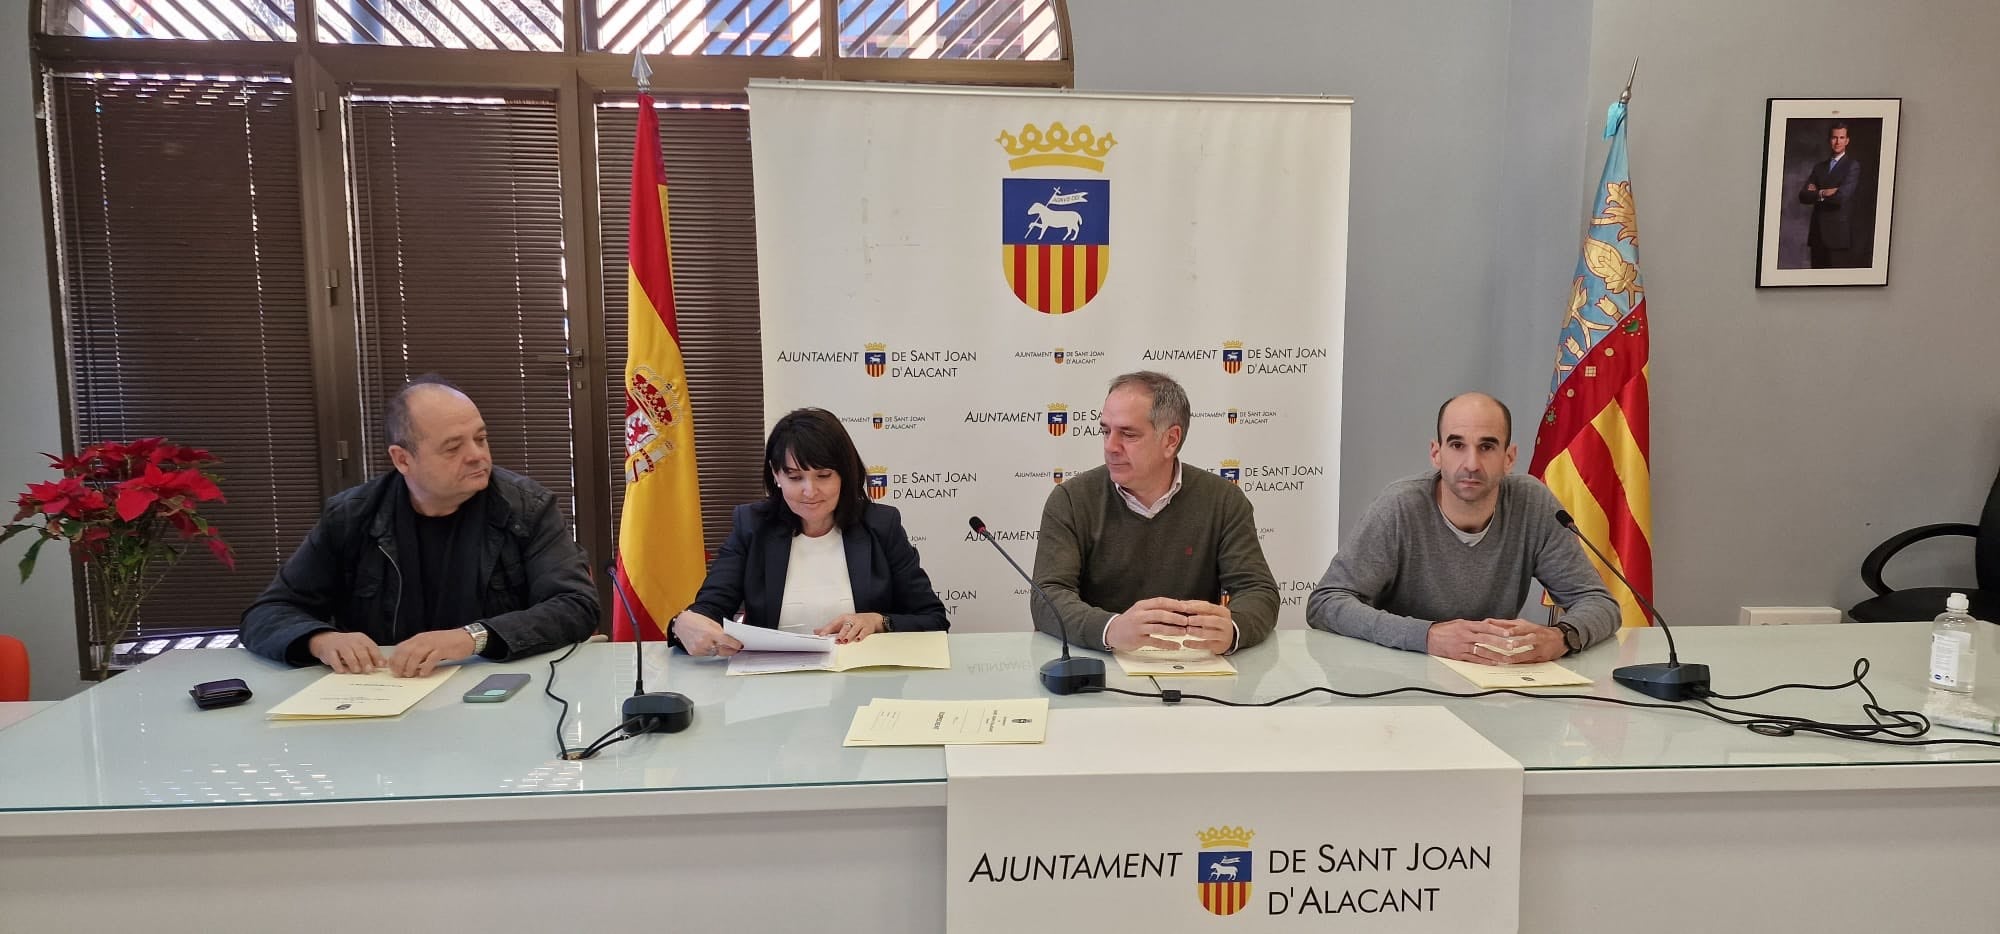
{"left": 725, "top": 630, "right": 950, "bottom": 675}
{"left": 1114, "top": 652, "right": 1236, "bottom": 677}
{"left": 843, "top": 698, "right": 1049, "bottom": 746}
{"left": 1436, "top": 657, "right": 1593, "bottom": 689}
{"left": 266, "top": 668, "right": 457, "bottom": 719}
{"left": 722, "top": 619, "right": 835, "bottom": 653}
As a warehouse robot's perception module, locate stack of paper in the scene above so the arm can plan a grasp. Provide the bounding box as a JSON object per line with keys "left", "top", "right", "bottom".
{"left": 722, "top": 621, "right": 951, "bottom": 675}
{"left": 266, "top": 668, "right": 457, "bottom": 719}
{"left": 1435, "top": 658, "right": 1593, "bottom": 689}
{"left": 1114, "top": 652, "right": 1236, "bottom": 677}
{"left": 842, "top": 697, "right": 1049, "bottom": 746}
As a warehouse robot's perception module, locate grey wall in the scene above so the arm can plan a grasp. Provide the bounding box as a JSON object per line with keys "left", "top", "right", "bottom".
{"left": 1071, "top": 0, "right": 1594, "bottom": 534}
{"left": 1588, "top": 0, "right": 2000, "bottom": 629}
{"left": 0, "top": 11, "right": 88, "bottom": 701}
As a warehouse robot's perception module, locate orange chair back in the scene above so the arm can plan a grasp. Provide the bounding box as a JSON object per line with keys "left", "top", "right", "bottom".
{"left": 0, "top": 635, "right": 28, "bottom": 702}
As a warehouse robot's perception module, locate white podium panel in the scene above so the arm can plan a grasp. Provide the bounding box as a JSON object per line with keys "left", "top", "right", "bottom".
{"left": 946, "top": 706, "right": 1524, "bottom": 932}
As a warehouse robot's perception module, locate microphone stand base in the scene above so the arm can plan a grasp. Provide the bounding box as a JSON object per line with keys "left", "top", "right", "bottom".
{"left": 623, "top": 691, "right": 695, "bottom": 734}
{"left": 1613, "top": 662, "right": 1711, "bottom": 702}
{"left": 1040, "top": 656, "right": 1106, "bottom": 696}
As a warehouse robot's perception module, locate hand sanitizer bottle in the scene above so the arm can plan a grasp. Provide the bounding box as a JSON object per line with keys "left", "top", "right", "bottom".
{"left": 1929, "top": 592, "right": 1978, "bottom": 694}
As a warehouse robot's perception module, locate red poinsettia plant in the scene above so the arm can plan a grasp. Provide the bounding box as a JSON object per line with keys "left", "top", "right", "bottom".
{"left": 2, "top": 438, "right": 234, "bottom": 678}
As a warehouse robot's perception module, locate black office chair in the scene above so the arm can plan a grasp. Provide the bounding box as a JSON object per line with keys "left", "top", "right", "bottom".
{"left": 1848, "top": 466, "right": 2000, "bottom": 622}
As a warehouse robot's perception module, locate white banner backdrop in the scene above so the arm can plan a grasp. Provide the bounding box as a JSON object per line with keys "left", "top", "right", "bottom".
{"left": 749, "top": 81, "right": 1349, "bottom": 632}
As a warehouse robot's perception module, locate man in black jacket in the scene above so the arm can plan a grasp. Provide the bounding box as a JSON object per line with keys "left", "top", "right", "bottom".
{"left": 241, "top": 377, "right": 598, "bottom": 676}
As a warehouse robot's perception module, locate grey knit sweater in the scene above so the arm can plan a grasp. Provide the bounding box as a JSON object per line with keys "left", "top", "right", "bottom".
{"left": 1306, "top": 472, "right": 1621, "bottom": 652}
{"left": 1030, "top": 464, "right": 1279, "bottom": 652}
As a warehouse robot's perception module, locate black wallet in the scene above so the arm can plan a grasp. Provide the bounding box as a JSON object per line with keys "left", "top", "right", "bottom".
{"left": 189, "top": 678, "right": 253, "bottom": 710}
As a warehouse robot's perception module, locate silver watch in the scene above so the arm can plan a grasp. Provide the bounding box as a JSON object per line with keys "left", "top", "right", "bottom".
{"left": 463, "top": 622, "right": 490, "bottom": 655}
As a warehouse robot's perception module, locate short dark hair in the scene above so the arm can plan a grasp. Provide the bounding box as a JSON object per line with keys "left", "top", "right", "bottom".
{"left": 763, "top": 407, "right": 869, "bottom": 533}
{"left": 1106, "top": 370, "right": 1192, "bottom": 446}
{"left": 1829, "top": 121, "right": 1850, "bottom": 135}
{"left": 1436, "top": 392, "right": 1512, "bottom": 445}
{"left": 384, "top": 374, "right": 463, "bottom": 450}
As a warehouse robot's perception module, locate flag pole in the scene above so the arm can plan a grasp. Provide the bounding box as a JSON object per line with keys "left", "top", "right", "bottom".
{"left": 633, "top": 48, "right": 652, "bottom": 95}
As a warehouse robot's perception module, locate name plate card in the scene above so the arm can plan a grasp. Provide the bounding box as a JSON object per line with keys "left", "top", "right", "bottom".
{"left": 946, "top": 706, "right": 1523, "bottom": 932}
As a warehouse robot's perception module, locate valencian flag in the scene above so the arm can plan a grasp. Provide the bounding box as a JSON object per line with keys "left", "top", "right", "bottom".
{"left": 1529, "top": 95, "right": 1653, "bottom": 629}
{"left": 613, "top": 91, "right": 706, "bottom": 641}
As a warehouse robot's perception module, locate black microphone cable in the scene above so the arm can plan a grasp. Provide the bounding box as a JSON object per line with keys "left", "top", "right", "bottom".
{"left": 542, "top": 638, "right": 647, "bottom": 761}
{"left": 1078, "top": 659, "right": 2000, "bottom": 749}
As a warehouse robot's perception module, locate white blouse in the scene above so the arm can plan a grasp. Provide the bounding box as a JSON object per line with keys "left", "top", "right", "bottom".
{"left": 778, "top": 527, "right": 857, "bottom": 633}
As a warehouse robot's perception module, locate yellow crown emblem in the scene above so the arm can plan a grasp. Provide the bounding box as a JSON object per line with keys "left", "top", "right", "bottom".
{"left": 1048, "top": 403, "right": 1068, "bottom": 412}
{"left": 868, "top": 464, "right": 887, "bottom": 475}
{"left": 1197, "top": 825, "right": 1255, "bottom": 849}
{"left": 865, "top": 342, "right": 887, "bottom": 353}
{"left": 1223, "top": 340, "right": 1243, "bottom": 350}
{"left": 996, "top": 122, "right": 1117, "bottom": 172}
{"left": 1220, "top": 459, "right": 1241, "bottom": 469}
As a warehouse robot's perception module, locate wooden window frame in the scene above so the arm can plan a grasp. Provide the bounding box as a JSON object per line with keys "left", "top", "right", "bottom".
{"left": 27, "top": 0, "right": 1070, "bottom": 678}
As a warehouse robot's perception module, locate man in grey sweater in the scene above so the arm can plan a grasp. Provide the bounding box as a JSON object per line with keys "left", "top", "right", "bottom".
{"left": 1031, "top": 371, "right": 1280, "bottom": 655}
{"left": 1307, "top": 392, "right": 1619, "bottom": 664}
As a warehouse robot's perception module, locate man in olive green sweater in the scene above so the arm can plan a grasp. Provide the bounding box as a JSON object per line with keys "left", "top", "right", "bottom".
{"left": 1030, "top": 371, "right": 1280, "bottom": 655}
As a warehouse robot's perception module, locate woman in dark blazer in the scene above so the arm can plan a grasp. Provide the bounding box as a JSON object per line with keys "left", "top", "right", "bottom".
{"left": 670, "top": 407, "right": 949, "bottom": 657}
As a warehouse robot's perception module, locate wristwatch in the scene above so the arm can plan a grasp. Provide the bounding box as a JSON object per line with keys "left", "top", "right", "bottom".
{"left": 877, "top": 614, "right": 894, "bottom": 633}
{"left": 463, "top": 622, "right": 491, "bottom": 656}
{"left": 1553, "top": 621, "right": 1582, "bottom": 656}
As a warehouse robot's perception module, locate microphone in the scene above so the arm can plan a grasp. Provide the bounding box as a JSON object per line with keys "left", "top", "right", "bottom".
{"left": 608, "top": 561, "right": 694, "bottom": 734}
{"left": 968, "top": 516, "right": 1105, "bottom": 695}
{"left": 1554, "top": 510, "right": 1710, "bottom": 701}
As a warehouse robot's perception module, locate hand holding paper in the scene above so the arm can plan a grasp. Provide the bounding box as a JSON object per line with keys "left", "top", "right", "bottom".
{"left": 723, "top": 620, "right": 834, "bottom": 653}
{"left": 726, "top": 630, "right": 951, "bottom": 675}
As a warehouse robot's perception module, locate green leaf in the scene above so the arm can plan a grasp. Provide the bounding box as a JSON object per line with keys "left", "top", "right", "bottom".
{"left": 0, "top": 524, "right": 30, "bottom": 547}
{"left": 18, "top": 535, "right": 48, "bottom": 583}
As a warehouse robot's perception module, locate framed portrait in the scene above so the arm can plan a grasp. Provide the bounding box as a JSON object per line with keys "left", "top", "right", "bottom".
{"left": 1756, "top": 98, "right": 1901, "bottom": 287}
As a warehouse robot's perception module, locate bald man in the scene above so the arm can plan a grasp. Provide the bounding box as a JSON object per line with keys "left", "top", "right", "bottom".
{"left": 1306, "top": 392, "right": 1618, "bottom": 664}
{"left": 242, "top": 376, "right": 598, "bottom": 676}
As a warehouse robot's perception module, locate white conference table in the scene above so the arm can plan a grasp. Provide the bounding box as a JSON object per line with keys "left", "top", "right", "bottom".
{"left": 0, "top": 701, "right": 52, "bottom": 732}
{"left": 3, "top": 624, "right": 1998, "bottom": 932}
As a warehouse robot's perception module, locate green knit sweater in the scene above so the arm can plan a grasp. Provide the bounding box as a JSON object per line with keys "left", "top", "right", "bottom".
{"left": 1029, "top": 463, "right": 1279, "bottom": 652}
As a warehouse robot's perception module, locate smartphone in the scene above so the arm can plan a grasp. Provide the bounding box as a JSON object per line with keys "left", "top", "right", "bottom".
{"left": 462, "top": 672, "right": 531, "bottom": 703}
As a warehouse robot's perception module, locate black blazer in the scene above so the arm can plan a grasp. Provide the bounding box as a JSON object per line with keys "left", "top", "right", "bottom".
{"left": 681, "top": 500, "right": 950, "bottom": 637}
{"left": 1799, "top": 154, "right": 1863, "bottom": 248}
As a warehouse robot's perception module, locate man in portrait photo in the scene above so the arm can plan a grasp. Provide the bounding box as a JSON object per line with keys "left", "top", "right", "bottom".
{"left": 1779, "top": 118, "right": 1881, "bottom": 270}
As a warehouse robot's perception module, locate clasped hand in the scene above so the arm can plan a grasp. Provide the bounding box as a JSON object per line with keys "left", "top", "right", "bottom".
{"left": 1426, "top": 618, "right": 1566, "bottom": 666}
{"left": 1105, "top": 596, "right": 1233, "bottom": 654}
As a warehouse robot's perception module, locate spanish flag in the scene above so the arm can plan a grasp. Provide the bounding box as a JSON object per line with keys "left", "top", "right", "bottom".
{"left": 1529, "top": 98, "right": 1653, "bottom": 629}
{"left": 613, "top": 94, "right": 705, "bottom": 641}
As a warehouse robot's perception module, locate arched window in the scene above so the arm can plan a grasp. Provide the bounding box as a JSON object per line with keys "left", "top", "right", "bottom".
{"left": 30, "top": 0, "right": 1071, "bottom": 671}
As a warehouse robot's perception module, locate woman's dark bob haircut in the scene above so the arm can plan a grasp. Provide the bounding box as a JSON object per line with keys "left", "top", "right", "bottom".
{"left": 762, "top": 407, "right": 869, "bottom": 533}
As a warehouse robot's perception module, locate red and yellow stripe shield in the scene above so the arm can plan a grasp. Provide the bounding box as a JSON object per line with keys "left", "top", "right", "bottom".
{"left": 1002, "top": 245, "right": 1110, "bottom": 315}
{"left": 1199, "top": 881, "right": 1252, "bottom": 916}
{"left": 1196, "top": 846, "right": 1253, "bottom": 916}
{"left": 614, "top": 94, "right": 707, "bottom": 642}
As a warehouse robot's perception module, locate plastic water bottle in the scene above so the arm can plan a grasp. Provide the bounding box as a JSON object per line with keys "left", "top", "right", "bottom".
{"left": 1928, "top": 592, "right": 1978, "bottom": 694}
